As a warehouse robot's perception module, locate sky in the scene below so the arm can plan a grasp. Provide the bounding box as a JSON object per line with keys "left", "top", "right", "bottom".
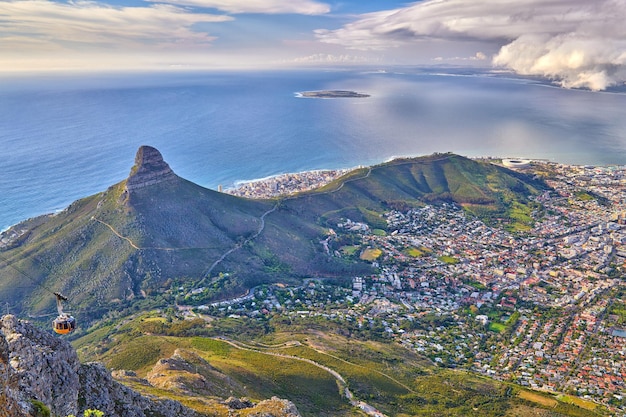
{"left": 1, "top": 0, "right": 625, "bottom": 90}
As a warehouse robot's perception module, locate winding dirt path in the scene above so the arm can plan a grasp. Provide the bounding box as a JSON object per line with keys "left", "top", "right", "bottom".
{"left": 92, "top": 217, "right": 141, "bottom": 250}
{"left": 198, "top": 202, "right": 279, "bottom": 285}
{"left": 93, "top": 217, "right": 216, "bottom": 251}
{"left": 222, "top": 337, "right": 414, "bottom": 394}
{"left": 213, "top": 336, "right": 389, "bottom": 417}
{"left": 94, "top": 165, "right": 373, "bottom": 287}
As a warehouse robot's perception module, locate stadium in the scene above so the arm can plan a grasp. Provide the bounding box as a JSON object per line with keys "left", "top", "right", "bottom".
{"left": 502, "top": 158, "right": 531, "bottom": 168}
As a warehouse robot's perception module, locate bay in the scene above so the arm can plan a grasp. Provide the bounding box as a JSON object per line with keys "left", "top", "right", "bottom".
{"left": 1, "top": 69, "right": 626, "bottom": 231}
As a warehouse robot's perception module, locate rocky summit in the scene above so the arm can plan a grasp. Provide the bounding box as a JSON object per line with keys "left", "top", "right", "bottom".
{"left": 125, "top": 145, "right": 176, "bottom": 191}
{"left": 0, "top": 316, "right": 300, "bottom": 417}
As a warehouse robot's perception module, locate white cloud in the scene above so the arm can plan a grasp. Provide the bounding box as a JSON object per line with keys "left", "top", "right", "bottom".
{"left": 0, "top": 0, "right": 332, "bottom": 70}
{"left": 474, "top": 52, "right": 487, "bottom": 61}
{"left": 433, "top": 52, "right": 488, "bottom": 62}
{"left": 148, "top": 0, "right": 330, "bottom": 15}
{"left": 316, "top": 0, "right": 626, "bottom": 90}
{"left": 0, "top": 0, "right": 231, "bottom": 53}
{"left": 289, "top": 53, "right": 376, "bottom": 64}
{"left": 493, "top": 33, "right": 626, "bottom": 91}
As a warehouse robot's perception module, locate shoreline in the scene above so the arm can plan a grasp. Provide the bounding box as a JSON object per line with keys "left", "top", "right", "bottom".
{"left": 225, "top": 168, "right": 353, "bottom": 198}
{"left": 228, "top": 168, "right": 357, "bottom": 188}
{"left": 222, "top": 155, "right": 593, "bottom": 200}
{"left": 4, "top": 154, "right": 626, "bottom": 231}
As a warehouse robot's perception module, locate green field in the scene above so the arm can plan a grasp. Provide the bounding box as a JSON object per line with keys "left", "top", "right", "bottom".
{"left": 439, "top": 255, "right": 460, "bottom": 265}
{"left": 340, "top": 245, "right": 360, "bottom": 256}
{"left": 406, "top": 247, "right": 425, "bottom": 257}
{"left": 360, "top": 248, "right": 383, "bottom": 261}
{"left": 489, "top": 322, "right": 506, "bottom": 333}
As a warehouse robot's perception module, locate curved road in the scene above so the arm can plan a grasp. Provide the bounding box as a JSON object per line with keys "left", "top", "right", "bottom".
{"left": 214, "top": 336, "right": 388, "bottom": 417}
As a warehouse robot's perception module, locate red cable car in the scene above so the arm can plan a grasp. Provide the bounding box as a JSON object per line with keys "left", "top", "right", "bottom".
{"left": 52, "top": 292, "right": 76, "bottom": 335}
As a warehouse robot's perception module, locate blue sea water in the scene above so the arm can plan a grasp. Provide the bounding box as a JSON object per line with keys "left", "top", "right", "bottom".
{"left": 1, "top": 69, "right": 626, "bottom": 231}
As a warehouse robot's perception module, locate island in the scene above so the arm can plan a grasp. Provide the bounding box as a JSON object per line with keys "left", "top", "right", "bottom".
{"left": 297, "top": 90, "right": 370, "bottom": 98}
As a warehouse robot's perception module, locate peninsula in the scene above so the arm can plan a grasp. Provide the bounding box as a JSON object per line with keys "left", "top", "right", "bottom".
{"left": 297, "top": 90, "right": 370, "bottom": 98}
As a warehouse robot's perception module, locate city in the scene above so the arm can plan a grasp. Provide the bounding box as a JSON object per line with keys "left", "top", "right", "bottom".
{"left": 196, "top": 160, "right": 626, "bottom": 414}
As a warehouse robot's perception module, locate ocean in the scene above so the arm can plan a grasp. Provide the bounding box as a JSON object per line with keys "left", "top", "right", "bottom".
{"left": 2, "top": 68, "right": 626, "bottom": 231}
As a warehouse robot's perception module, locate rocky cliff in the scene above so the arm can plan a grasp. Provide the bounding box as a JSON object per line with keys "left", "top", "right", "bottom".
{"left": 125, "top": 145, "right": 176, "bottom": 191}
{"left": 0, "top": 315, "right": 300, "bottom": 417}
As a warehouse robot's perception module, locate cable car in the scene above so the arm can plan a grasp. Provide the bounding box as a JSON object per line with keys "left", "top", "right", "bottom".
{"left": 52, "top": 292, "right": 76, "bottom": 335}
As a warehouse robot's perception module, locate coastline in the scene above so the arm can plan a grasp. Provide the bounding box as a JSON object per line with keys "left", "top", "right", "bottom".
{"left": 224, "top": 154, "right": 626, "bottom": 200}
{"left": 3, "top": 70, "right": 626, "bottom": 234}
{"left": 4, "top": 154, "right": 626, "bottom": 231}
{"left": 225, "top": 168, "right": 353, "bottom": 198}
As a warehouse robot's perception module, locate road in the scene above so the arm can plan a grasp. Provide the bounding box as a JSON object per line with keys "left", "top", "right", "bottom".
{"left": 214, "top": 336, "right": 389, "bottom": 417}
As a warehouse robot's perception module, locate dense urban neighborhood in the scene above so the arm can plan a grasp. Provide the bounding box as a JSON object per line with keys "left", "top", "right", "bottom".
{"left": 205, "top": 160, "right": 626, "bottom": 414}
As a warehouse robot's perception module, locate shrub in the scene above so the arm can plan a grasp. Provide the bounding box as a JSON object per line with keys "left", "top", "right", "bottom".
{"left": 30, "top": 400, "right": 50, "bottom": 417}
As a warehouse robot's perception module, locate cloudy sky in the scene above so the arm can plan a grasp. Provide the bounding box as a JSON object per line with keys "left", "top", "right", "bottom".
{"left": 2, "top": 0, "right": 625, "bottom": 90}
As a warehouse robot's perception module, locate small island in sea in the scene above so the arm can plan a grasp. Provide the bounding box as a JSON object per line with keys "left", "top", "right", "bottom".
{"left": 297, "top": 90, "right": 370, "bottom": 98}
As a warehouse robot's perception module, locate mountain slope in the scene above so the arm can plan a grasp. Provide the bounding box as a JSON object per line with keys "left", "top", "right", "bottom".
{"left": 279, "top": 153, "right": 543, "bottom": 227}
{"left": 0, "top": 148, "right": 545, "bottom": 319}
{"left": 73, "top": 312, "right": 604, "bottom": 417}
{"left": 0, "top": 314, "right": 300, "bottom": 417}
{"left": 0, "top": 147, "right": 280, "bottom": 316}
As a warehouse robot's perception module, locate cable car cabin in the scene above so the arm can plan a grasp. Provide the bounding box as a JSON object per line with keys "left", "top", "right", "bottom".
{"left": 53, "top": 314, "right": 76, "bottom": 335}
{"left": 52, "top": 293, "right": 75, "bottom": 335}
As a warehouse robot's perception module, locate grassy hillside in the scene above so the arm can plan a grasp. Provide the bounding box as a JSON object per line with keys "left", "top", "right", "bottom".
{"left": 0, "top": 177, "right": 276, "bottom": 315}
{"left": 74, "top": 312, "right": 604, "bottom": 417}
{"left": 0, "top": 150, "right": 545, "bottom": 321}
{"left": 280, "top": 153, "right": 544, "bottom": 230}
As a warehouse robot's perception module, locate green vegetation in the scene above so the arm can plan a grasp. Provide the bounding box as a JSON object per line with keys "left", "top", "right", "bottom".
{"left": 0, "top": 152, "right": 545, "bottom": 322}
{"left": 190, "top": 337, "right": 232, "bottom": 356}
{"left": 439, "top": 255, "right": 460, "bottom": 265}
{"left": 466, "top": 280, "right": 487, "bottom": 291}
{"left": 406, "top": 247, "right": 424, "bottom": 257}
{"left": 138, "top": 317, "right": 208, "bottom": 336}
{"left": 607, "top": 288, "right": 626, "bottom": 325}
{"left": 518, "top": 389, "right": 558, "bottom": 407}
{"left": 557, "top": 394, "right": 600, "bottom": 411}
{"left": 507, "top": 201, "right": 535, "bottom": 232}
{"left": 575, "top": 191, "right": 595, "bottom": 201}
{"left": 84, "top": 335, "right": 349, "bottom": 415}
{"left": 30, "top": 400, "right": 50, "bottom": 417}
{"left": 73, "top": 310, "right": 605, "bottom": 417}
{"left": 340, "top": 245, "right": 359, "bottom": 256}
{"left": 67, "top": 410, "right": 105, "bottom": 417}
{"left": 489, "top": 322, "right": 506, "bottom": 333}
{"left": 406, "top": 246, "right": 432, "bottom": 257}
{"left": 360, "top": 248, "right": 382, "bottom": 261}
{"left": 201, "top": 343, "right": 343, "bottom": 414}
{"left": 107, "top": 335, "right": 180, "bottom": 373}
